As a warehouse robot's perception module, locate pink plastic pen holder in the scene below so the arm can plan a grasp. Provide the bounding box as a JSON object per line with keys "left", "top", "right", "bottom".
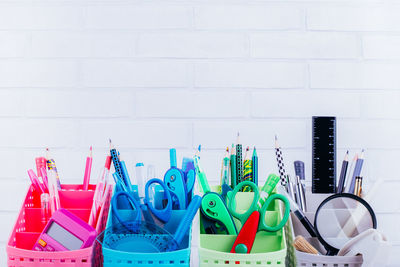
{"left": 6, "top": 184, "right": 112, "bottom": 267}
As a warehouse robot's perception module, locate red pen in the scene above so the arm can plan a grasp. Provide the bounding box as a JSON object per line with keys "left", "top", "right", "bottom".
{"left": 83, "top": 146, "right": 93, "bottom": 190}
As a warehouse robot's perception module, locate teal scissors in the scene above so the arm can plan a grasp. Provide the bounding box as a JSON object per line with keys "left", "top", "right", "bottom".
{"left": 164, "top": 148, "right": 187, "bottom": 210}
{"left": 227, "top": 174, "right": 291, "bottom": 253}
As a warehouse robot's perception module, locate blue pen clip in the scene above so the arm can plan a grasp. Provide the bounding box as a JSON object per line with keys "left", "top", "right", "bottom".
{"left": 164, "top": 149, "right": 187, "bottom": 210}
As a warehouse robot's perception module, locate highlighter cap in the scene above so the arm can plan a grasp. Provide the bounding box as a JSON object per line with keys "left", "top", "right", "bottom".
{"left": 261, "top": 174, "right": 280, "bottom": 195}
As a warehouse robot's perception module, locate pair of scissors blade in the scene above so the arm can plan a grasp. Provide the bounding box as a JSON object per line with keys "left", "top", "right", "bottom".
{"left": 231, "top": 211, "right": 259, "bottom": 254}
{"left": 111, "top": 191, "right": 141, "bottom": 226}
{"left": 258, "top": 193, "right": 290, "bottom": 232}
{"left": 144, "top": 178, "right": 172, "bottom": 223}
{"left": 200, "top": 192, "right": 237, "bottom": 235}
{"left": 228, "top": 181, "right": 260, "bottom": 227}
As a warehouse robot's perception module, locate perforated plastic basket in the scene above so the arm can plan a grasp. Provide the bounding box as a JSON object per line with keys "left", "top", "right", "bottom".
{"left": 101, "top": 185, "right": 192, "bottom": 267}
{"left": 292, "top": 210, "right": 363, "bottom": 267}
{"left": 6, "top": 184, "right": 112, "bottom": 267}
{"left": 198, "top": 186, "right": 288, "bottom": 267}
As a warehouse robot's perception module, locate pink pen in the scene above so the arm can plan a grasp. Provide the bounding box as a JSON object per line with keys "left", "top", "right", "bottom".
{"left": 35, "top": 157, "right": 47, "bottom": 178}
{"left": 40, "top": 167, "right": 49, "bottom": 193}
{"left": 88, "top": 155, "right": 111, "bottom": 227}
{"left": 83, "top": 146, "right": 93, "bottom": 191}
{"left": 28, "top": 169, "right": 45, "bottom": 194}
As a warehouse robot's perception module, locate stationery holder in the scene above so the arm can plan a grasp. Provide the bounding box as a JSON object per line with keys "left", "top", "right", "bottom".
{"left": 6, "top": 184, "right": 112, "bottom": 267}
{"left": 291, "top": 205, "right": 363, "bottom": 266}
{"left": 198, "top": 186, "right": 288, "bottom": 267}
{"left": 100, "top": 185, "right": 192, "bottom": 267}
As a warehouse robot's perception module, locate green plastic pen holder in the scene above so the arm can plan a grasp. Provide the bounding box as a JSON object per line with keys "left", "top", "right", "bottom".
{"left": 198, "top": 186, "right": 287, "bottom": 266}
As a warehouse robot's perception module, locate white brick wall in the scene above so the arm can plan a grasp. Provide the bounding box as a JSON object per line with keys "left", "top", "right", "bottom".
{"left": 0, "top": 1, "right": 399, "bottom": 266}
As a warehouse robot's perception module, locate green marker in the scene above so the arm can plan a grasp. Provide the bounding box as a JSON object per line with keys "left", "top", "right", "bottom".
{"left": 258, "top": 174, "right": 280, "bottom": 209}
{"left": 230, "top": 144, "right": 237, "bottom": 188}
{"left": 193, "top": 155, "right": 211, "bottom": 193}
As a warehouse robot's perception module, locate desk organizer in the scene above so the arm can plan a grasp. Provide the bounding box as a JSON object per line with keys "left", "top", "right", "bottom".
{"left": 7, "top": 184, "right": 112, "bottom": 267}
{"left": 198, "top": 186, "right": 288, "bottom": 267}
{"left": 291, "top": 198, "right": 363, "bottom": 267}
{"left": 100, "top": 185, "right": 192, "bottom": 267}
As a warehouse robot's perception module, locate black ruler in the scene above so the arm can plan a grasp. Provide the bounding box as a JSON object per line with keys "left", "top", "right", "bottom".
{"left": 312, "top": 116, "right": 336, "bottom": 193}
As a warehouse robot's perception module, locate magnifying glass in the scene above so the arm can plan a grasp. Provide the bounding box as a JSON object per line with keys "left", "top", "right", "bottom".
{"left": 314, "top": 193, "right": 377, "bottom": 255}
{"left": 278, "top": 186, "right": 377, "bottom": 256}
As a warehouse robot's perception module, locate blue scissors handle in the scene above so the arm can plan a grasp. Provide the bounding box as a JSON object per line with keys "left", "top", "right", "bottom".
{"left": 259, "top": 193, "right": 290, "bottom": 232}
{"left": 164, "top": 167, "right": 187, "bottom": 210}
{"left": 144, "top": 178, "right": 172, "bottom": 223}
{"left": 228, "top": 181, "right": 260, "bottom": 227}
{"left": 112, "top": 191, "right": 141, "bottom": 225}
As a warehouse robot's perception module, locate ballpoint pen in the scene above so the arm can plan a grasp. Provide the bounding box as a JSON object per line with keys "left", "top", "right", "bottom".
{"left": 46, "top": 148, "right": 61, "bottom": 189}
{"left": 47, "top": 169, "right": 61, "bottom": 213}
{"left": 278, "top": 185, "right": 317, "bottom": 238}
{"left": 88, "top": 155, "right": 111, "bottom": 227}
{"left": 83, "top": 146, "right": 93, "bottom": 190}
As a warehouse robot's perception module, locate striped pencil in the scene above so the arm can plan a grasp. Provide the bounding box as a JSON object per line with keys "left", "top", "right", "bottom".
{"left": 274, "top": 135, "right": 288, "bottom": 188}
{"left": 236, "top": 132, "right": 243, "bottom": 186}
{"left": 242, "top": 146, "right": 253, "bottom": 192}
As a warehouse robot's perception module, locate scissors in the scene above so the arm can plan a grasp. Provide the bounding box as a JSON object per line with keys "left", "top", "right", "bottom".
{"left": 112, "top": 178, "right": 173, "bottom": 226}
{"left": 193, "top": 154, "right": 237, "bottom": 235}
{"left": 227, "top": 174, "right": 291, "bottom": 253}
{"left": 164, "top": 148, "right": 187, "bottom": 210}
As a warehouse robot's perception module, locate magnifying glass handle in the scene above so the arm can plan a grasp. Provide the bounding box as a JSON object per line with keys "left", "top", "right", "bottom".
{"left": 294, "top": 210, "right": 317, "bottom": 238}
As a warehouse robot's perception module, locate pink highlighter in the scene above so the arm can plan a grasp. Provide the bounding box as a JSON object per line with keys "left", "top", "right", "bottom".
{"left": 33, "top": 208, "right": 96, "bottom": 251}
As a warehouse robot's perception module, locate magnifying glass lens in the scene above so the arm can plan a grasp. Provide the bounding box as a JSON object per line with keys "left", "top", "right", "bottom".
{"left": 315, "top": 194, "right": 376, "bottom": 252}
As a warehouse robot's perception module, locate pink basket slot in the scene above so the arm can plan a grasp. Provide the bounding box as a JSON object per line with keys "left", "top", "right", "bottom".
{"left": 7, "top": 184, "right": 112, "bottom": 267}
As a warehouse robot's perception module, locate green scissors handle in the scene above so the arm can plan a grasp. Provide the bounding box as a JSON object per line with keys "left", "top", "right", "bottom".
{"left": 228, "top": 181, "right": 259, "bottom": 226}
{"left": 201, "top": 192, "right": 237, "bottom": 235}
{"left": 258, "top": 193, "right": 290, "bottom": 232}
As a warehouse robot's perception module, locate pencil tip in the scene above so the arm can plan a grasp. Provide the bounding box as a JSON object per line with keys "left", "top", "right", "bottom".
{"left": 275, "top": 134, "right": 278, "bottom": 141}
{"left": 90, "top": 146, "right": 92, "bottom": 151}
{"left": 198, "top": 144, "right": 201, "bottom": 151}
{"left": 346, "top": 150, "right": 349, "bottom": 154}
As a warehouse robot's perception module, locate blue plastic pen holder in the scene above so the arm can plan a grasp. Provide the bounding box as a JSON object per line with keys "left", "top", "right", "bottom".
{"left": 102, "top": 185, "right": 192, "bottom": 267}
